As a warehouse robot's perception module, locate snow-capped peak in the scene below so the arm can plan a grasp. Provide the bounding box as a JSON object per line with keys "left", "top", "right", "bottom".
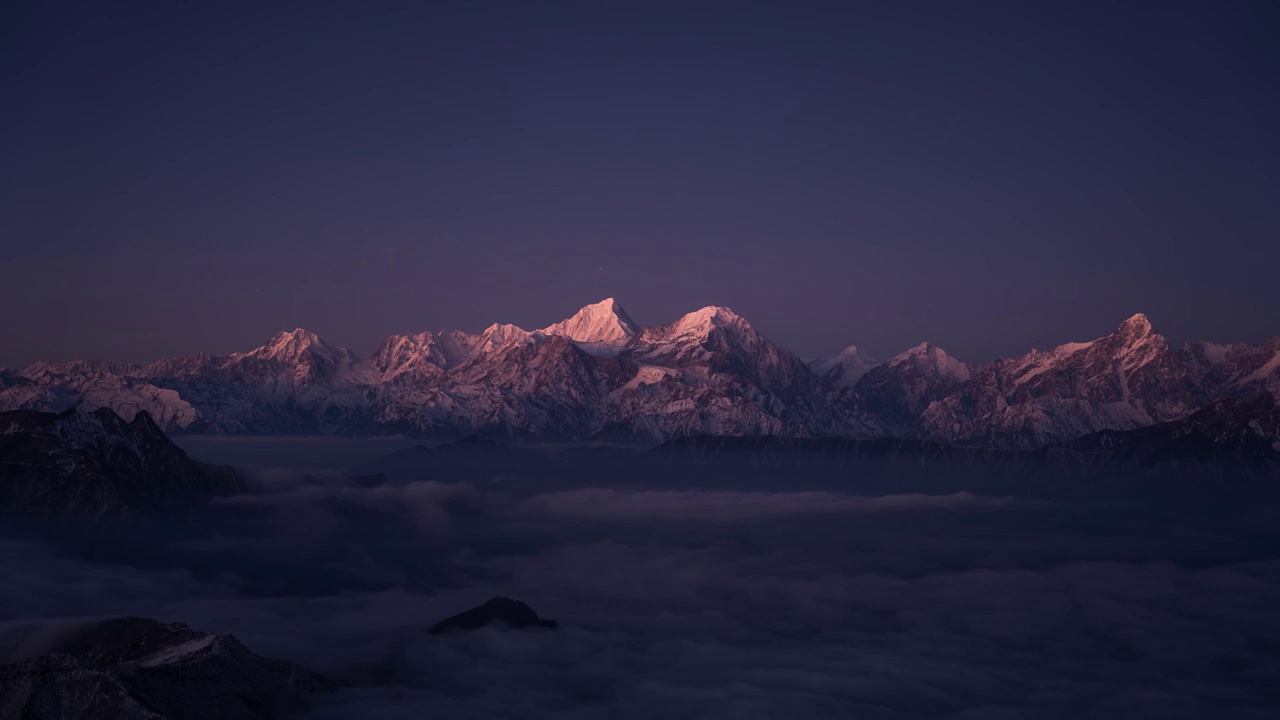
{"left": 541, "top": 298, "right": 639, "bottom": 343}
{"left": 889, "top": 342, "right": 971, "bottom": 381}
{"left": 1105, "top": 313, "right": 1172, "bottom": 371}
{"left": 833, "top": 345, "right": 876, "bottom": 362}
{"left": 668, "top": 305, "right": 748, "bottom": 336}
{"left": 895, "top": 342, "right": 938, "bottom": 359}
{"left": 473, "top": 323, "right": 536, "bottom": 355}
{"left": 247, "top": 328, "right": 343, "bottom": 364}
{"left": 811, "top": 345, "right": 879, "bottom": 388}
{"left": 1118, "top": 313, "right": 1154, "bottom": 339}
{"left": 235, "top": 327, "right": 382, "bottom": 386}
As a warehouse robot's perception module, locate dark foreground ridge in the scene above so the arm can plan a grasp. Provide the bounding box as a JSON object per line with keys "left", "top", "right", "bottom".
{"left": 0, "top": 617, "right": 335, "bottom": 720}
{"left": 429, "top": 597, "right": 560, "bottom": 635}
{"left": 0, "top": 407, "right": 241, "bottom": 517}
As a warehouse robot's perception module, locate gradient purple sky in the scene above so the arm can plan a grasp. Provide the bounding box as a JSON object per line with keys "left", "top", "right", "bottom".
{"left": 2, "top": 0, "right": 1278, "bottom": 367}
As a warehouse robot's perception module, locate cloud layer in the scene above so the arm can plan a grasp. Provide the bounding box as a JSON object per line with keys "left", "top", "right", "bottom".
{"left": 4, "top": 440, "right": 1279, "bottom": 718}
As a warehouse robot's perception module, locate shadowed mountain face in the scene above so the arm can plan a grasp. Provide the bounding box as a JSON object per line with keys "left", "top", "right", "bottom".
{"left": 914, "top": 314, "right": 1207, "bottom": 447}
{"left": 1059, "top": 392, "right": 1280, "bottom": 474}
{"left": 0, "top": 408, "right": 241, "bottom": 516}
{"left": 1, "top": 303, "right": 1278, "bottom": 448}
{"left": 429, "top": 598, "right": 559, "bottom": 635}
{"left": 0, "top": 617, "right": 335, "bottom": 720}
{"left": 360, "top": 396, "right": 1280, "bottom": 498}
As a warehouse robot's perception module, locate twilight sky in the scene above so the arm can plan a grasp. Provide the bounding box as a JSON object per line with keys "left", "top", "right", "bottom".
{"left": 2, "top": 0, "right": 1278, "bottom": 368}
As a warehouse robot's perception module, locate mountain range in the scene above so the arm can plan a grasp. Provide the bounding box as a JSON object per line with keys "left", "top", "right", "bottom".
{"left": 2, "top": 300, "right": 1277, "bottom": 448}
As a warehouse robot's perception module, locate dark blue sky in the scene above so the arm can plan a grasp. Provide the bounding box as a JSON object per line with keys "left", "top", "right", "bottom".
{"left": 3, "top": 0, "right": 1278, "bottom": 367}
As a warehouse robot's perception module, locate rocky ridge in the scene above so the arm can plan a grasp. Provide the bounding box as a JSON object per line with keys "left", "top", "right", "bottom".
{"left": 0, "top": 617, "right": 334, "bottom": 720}
{"left": 0, "top": 407, "right": 241, "bottom": 516}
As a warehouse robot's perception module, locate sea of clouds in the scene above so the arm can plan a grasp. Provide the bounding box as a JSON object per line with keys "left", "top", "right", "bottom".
{"left": 2, "top": 439, "right": 1279, "bottom": 719}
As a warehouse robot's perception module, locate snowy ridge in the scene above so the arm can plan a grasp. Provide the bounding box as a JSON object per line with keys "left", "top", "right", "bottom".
{"left": 2, "top": 303, "right": 1277, "bottom": 446}
{"left": 914, "top": 313, "right": 1207, "bottom": 446}
{"left": 1184, "top": 336, "right": 1280, "bottom": 405}
{"left": 886, "top": 343, "right": 972, "bottom": 382}
{"left": 851, "top": 342, "right": 973, "bottom": 434}
{"left": 372, "top": 329, "right": 483, "bottom": 384}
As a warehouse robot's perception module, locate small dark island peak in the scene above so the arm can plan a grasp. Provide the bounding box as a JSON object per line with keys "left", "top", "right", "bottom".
{"left": 429, "top": 597, "right": 559, "bottom": 635}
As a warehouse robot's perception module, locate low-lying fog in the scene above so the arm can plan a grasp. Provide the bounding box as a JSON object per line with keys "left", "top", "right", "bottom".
{"left": 3, "top": 438, "right": 1279, "bottom": 718}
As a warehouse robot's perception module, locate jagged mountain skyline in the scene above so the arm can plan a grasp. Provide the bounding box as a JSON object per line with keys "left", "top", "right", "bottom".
{"left": 2, "top": 296, "right": 1252, "bottom": 370}
{"left": 2, "top": 298, "right": 1277, "bottom": 446}
{"left": 7, "top": 290, "right": 1280, "bottom": 373}
{"left": 0, "top": 297, "right": 1175, "bottom": 380}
